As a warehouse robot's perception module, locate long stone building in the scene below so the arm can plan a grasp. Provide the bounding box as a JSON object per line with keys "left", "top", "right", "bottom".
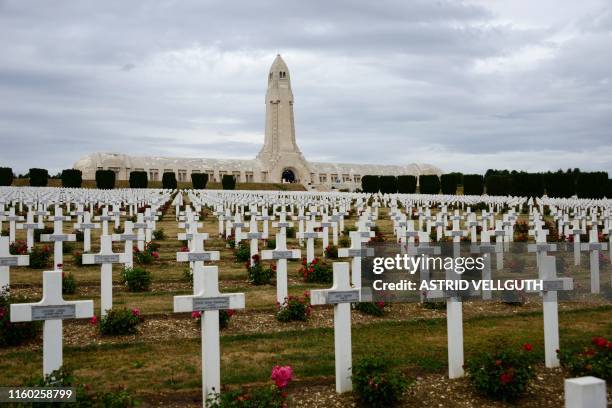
{"left": 74, "top": 55, "right": 441, "bottom": 190}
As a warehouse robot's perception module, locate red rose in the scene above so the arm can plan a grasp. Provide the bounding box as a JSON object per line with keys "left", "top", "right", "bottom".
{"left": 592, "top": 337, "right": 607, "bottom": 348}
{"left": 523, "top": 343, "right": 533, "bottom": 352}
{"left": 494, "top": 360, "right": 502, "bottom": 366}
{"left": 89, "top": 316, "right": 98, "bottom": 325}
{"left": 500, "top": 372, "right": 512, "bottom": 384}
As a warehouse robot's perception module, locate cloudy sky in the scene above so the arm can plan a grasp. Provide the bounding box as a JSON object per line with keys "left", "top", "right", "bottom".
{"left": 1, "top": 0, "right": 611, "bottom": 175}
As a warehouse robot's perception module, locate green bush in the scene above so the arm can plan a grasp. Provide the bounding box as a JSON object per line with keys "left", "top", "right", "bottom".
{"left": 354, "top": 301, "right": 386, "bottom": 316}
{"left": 361, "top": 175, "right": 380, "bottom": 193}
{"left": 120, "top": 267, "right": 152, "bottom": 292}
{"left": 285, "top": 226, "right": 296, "bottom": 238}
{"left": 465, "top": 342, "right": 536, "bottom": 401}
{"left": 29, "top": 168, "right": 48, "bottom": 187}
{"left": 397, "top": 175, "right": 417, "bottom": 193}
{"left": 440, "top": 174, "right": 458, "bottom": 195}
{"left": 353, "top": 355, "right": 408, "bottom": 407}
{"left": 62, "top": 272, "right": 76, "bottom": 295}
{"left": 246, "top": 255, "right": 274, "bottom": 285}
{"left": 324, "top": 245, "right": 338, "bottom": 259}
{"left": 222, "top": 174, "right": 236, "bottom": 190}
{"left": 418, "top": 175, "right": 440, "bottom": 194}
{"left": 191, "top": 173, "right": 209, "bottom": 189}
{"left": 558, "top": 336, "right": 611, "bottom": 380}
{"left": 0, "top": 288, "right": 42, "bottom": 346}
{"left": 266, "top": 238, "right": 276, "bottom": 249}
{"left": 99, "top": 308, "right": 143, "bottom": 335}
{"left": 61, "top": 169, "right": 82, "bottom": 188}
{"left": 0, "top": 167, "right": 13, "bottom": 186}
{"left": 463, "top": 174, "right": 484, "bottom": 195}
{"left": 206, "top": 386, "right": 285, "bottom": 408}
{"left": 29, "top": 245, "right": 51, "bottom": 268}
{"left": 276, "top": 294, "right": 311, "bottom": 322}
{"left": 234, "top": 242, "right": 250, "bottom": 262}
{"left": 300, "top": 258, "right": 331, "bottom": 283}
{"left": 96, "top": 169, "right": 116, "bottom": 189}
{"left": 153, "top": 228, "right": 166, "bottom": 240}
{"left": 485, "top": 175, "right": 513, "bottom": 196}
{"left": 193, "top": 309, "right": 235, "bottom": 330}
{"left": 162, "top": 172, "right": 177, "bottom": 190}
{"left": 129, "top": 171, "right": 148, "bottom": 188}
{"left": 379, "top": 175, "right": 398, "bottom": 194}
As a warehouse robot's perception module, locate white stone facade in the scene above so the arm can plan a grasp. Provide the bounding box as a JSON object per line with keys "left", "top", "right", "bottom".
{"left": 74, "top": 55, "right": 441, "bottom": 189}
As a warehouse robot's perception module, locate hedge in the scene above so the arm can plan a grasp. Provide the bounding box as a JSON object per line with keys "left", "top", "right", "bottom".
{"left": 361, "top": 175, "right": 379, "bottom": 193}
{"left": 575, "top": 171, "right": 608, "bottom": 199}
{"left": 462, "top": 174, "right": 484, "bottom": 195}
{"left": 418, "top": 175, "right": 440, "bottom": 194}
{"left": 485, "top": 175, "right": 513, "bottom": 196}
{"left": 61, "top": 169, "right": 82, "bottom": 188}
{"left": 0, "top": 167, "right": 13, "bottom": 186}
{"left": 221, "top": 174, "right": 236, "bottom": 190}
{"left": 191, "top": 173, "right": 209, "bottom": 189}
{"left": 129, "top": 171, "right": 148, "bottom": 189}
{"left": 95, "top": 170, "right": 116, "bottom": 189}
{"left": 440, "top": 174, "right": 457, "bottom": 195}
{"left": 379, "top": 176, "right": 398, "bottom": 194}
{"left": 510, "top": 172, "right": 544, "bottom": 197}
{"left": 544, "top": 171, "right": 575, "bottom": 198}
{"left": 397, "top": 175, "right": 417, "bottom": 194}
{"left": 29, "top": 168, "right": 48, "bottom": 187}
{"left": 162, "top": 172, "right": 177, "bottom": 190}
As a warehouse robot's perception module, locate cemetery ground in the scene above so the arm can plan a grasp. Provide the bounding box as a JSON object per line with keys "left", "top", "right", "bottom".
{"left": 1, "top": 203, "right": 610, "bottom": 407}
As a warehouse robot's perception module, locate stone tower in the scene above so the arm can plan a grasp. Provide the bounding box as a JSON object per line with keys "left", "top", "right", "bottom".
{"left": 257, "top": 55, "right": 311, "bottom": 184}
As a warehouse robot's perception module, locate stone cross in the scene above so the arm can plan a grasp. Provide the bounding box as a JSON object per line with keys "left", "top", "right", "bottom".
{"left": 40, "top": 207, "right": 75, "bottom": 269}
{"left": 310, "top": 262, "right": 359, "bottom": 393}
{"left": 338, "top": 231, "right": 374, "bottom": 288}
{"left": 527, "top": 255, "right": 573, "bottom": 368}
{"left": 293, "top": 208, "right": 310, "bottom": 245}
{"left": 133, "top": 213, "right": 149, "bottom": 251}
{"left": 567, "top": 220, "right": 586, "bottom": 266}
{"left": 471, "top": 231, "right": 496, "bottom": 300}
{"left": 173, "top": 265, "right": 245, "bottom": 406}
{"left": 5, "top": 207, "right": 24, "bottom": 244}
{"left": 241, "top": 218, "right": 264, "bottom": 266}
{"left": 112, "top": 221, "right": 138, "bottom": 268}
{"left": 232, "top": 213, "right": 245, "bottom": 245}
{"left": 143, "top": 208, "right": 157, "bottom": 243}
{"left": 176, "top": 233, "right": 220, "bottom": 284}
{"left": 580, "top": 229, "right": 607, "bottom": 294}
{"left": 564, "top": 376, "right": 607, "bottom": 408}
{"left": 0, "top": 236, "right": 29, "bottom": 289}
{"left": 74, "top": 211, "right": 100, "bottom": 253}
{"left": 11, "top": 270, "right": 94, "bottom": 375}
{"left": 95, "top": 207, "right": 113, "bottom": 236}
{"left": 272, "top": 208, "right": 293, "bottom": 239}
{"left": 493, "top": 220, "right": 506, "bottom": 270}
{"left": 416, "top": 231, "right": 441, "bottom": 301}
{"left": 261, "top": 232, "right": 301, "bottom": 304}
{"left": 17, "top": 211, "right": 44, "bottom": 250}
{"left": 256, "top": 210, "right": 273, "bottom": 241}
{"left": 297, "top": 220, "right": 322, "bottom": 263}
{"left": 82, "top": 235, "right": 128, "bottom": 316}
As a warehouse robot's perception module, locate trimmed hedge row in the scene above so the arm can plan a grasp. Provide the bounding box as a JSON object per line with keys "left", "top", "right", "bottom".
{"left": 129, "top": 171, "right": 148, "bottom": 189}
{"left": 397, "top": 175, "right": 417, "bottom": 194}
{"left": 419, "top": 175, "right": 440, "bottom": 194}
{"left": 162, "top": 172, "right": 177, "bottom": 190}
{"left": 463, "top": 174, "right": 484, "bottom": 195}
{"left": 191, "top": 173, "right": 209, "bottom": 189}
{"left": 96, "top": 170, "right": 115, "bottom": 189}
{"left": 29, "top": 168, "right": 48, "bottom": 187}
{"left": 61, "top": 169, "right": 82, "bottom": 188}
{"left": 0, "top": 167, "right": 13, "bottom": 186}
{"left": 222, "top": 175, "right": 236, "bottom": 190}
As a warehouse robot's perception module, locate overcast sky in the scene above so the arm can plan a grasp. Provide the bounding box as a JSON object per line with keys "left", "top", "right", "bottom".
{"left": 1, "top": 0, "right": 611, "bottom": 175}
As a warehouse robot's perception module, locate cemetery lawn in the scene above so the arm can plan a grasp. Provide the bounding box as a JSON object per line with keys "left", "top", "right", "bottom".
{"left": 2, "top": 204, "right": 611, "bottom": 406}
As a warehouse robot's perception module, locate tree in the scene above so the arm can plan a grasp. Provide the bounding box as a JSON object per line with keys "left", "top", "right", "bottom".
{"left": 463, "top": 174, "right": 484, "bottom": 195}
{"left": 95, "top": 170, "right": 115, "bottom": 189}
{"left": 418, "top": 175, "right": 440, "bottom": 194}
{"left": 361, "top": 175, "right": 380, "bottom": 193}
{"left": 222, "top": 174, "right": 236, "bottom": 190}
{"left": 485, "top": 175, "right": 513, "bottom": 196}
{"left": 29, "top": 168, "right": 49, "bottom": 187}
{"left": 440, "top": 174, "right": 458, "bottom": 195}
{"left": 397, "top": 175, "right": 417, "bottom": 194}
{"left": 61, "top": 169, "right": 82, "bottom": 188}
{"left": 544, "top": 170, "right": 575, "bottom": 198}
{"left": 129, "top": 171, "right": 148, "bottom": 188}
{"left": 576, "top": 172, "right": 608, "bottom": 198}
{"left": 162, "top": 172, "right": 177, "bottom": 190}
{"left": 378, "top": 176, "right": 398, "bottom": 194}
{"left": 191, "top": 173, "right": 209, "bottom": 189}
{"left": 0, "top": 167, "right": 13, "bottom": 186}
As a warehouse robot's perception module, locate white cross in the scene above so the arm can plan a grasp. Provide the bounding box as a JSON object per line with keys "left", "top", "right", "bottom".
{"left": 564, "top": 377, "right": 607, "bottom": 408}
{"left": 74, "top": 211, "right": 100, "bottom": 252}
{"left": 5, "top": 207, "right": 23, "bottom": 243}
{"left": 261, "top": 232, "right": 301, "bottom": 304}
{"left": 40, "top": 207, "right": 75, "bottom": 269}
{"left": 526, "top": 255, "right": 573, "bottom": 368}
{"left": 580, "top": 229, "right": 608, "bottom": 294}
{"left": 256, "top": 210, "right": 273, "bottom": 239}
{"left": 173, "top": 265, "right": 245, "bottom": 406}
{"left": 310, "top": 262, "right": 358, "bottom": 393}
{"left": 240, "top": 218, "right": 264, "bottom": 266}
{"left": 17, "top": 211, "right": 43, "bottom": 251}
{"left": 112, "top": 221, "right": 139, "bottom": 268}
{"left": 133, "top": 213, "right": 149, "bottom": 251}
{"left": 95, "top": 207, "right": 113, "bottom": 236}
{"left": 338, "top": 231, "right": 374, "bottom": 288}
{"left": 11, "top": 270, "right": 93, "bottom": 375}
{"left": 177, "top": 233, "right": 220, "bottom": 284}
{"left": 0, "top": 236, "right": 29, "bottom": 289}
{"left": 471, "top": 231, "right": 496, "bottom": 300}
{"left": 567, "top": 220, "right": 586, "bottom": 266}
{"left": 297, "top": 220, "right": 323, "bottom": 263}
{"left": 493, "top": 220, "right": 506, "bottom": 270}
{"left": 82, "top": 235, "right": 128, "bottom": 316}
{"left": 143, "top": 208, "right": 157, "bottom": 242}
{"left": 272, "top": 208, "right": 293, "bottom": 239}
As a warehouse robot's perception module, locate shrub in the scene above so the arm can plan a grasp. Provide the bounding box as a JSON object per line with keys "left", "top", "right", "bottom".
{"left": 234, "top": 242, "right": 250, "bottom": 262}
{"left": 266, "top": 238, "right": 276, "bottom": 249}
{"left": 465, "top": 342, "right": 536, "bottom": 401}
{"left": 300, "top": 258, "right": 331, "bottom": 283}
{"left": 397, "top": 175, "right": 417, "bottom": 194}
{"left": 418, "top": 175, "right": 440, "bottom": 194}
{"left": 162, "top": 172, "right": 177, "bottom": 190}
{"left": 324, "top": 245, "right": 338, "bottom": 259}
{"left": 73, "top": 251, "right": 84, "bottom": 266}
{"left": 133, "top": 243, "right": 159, "bottom": 265}
{"left": 558, "top": 336, "right": 611, "bottom": 380}
{"left": 354, "top": 301, "right": 387, "bottom": 317}
{"left": 129, "top": 171, "right": 148, "bottom": 188}
{"left": 191, "top": 173, "right": 209, "bottom": 189}
{"left": 29, "top": 245, "right": 51, "bottom": 268}
{"left": 379, "top": 175, "right": 398, "bottom": 194}
{"left": 246, "top": 254, "right": 275, "bottom": 285}
{"left": 276, "top": 294, "right": 311, "bottom": 322}
{"left": 440, "top": 174, "right": 458, "bottom": 195}
{"left": 0, "top": 288, "right": 42, "bottom": 346}
{"left": 206, "top": 386, "right": 285, "bottom": 408}
{"left": 34, "top": 226, "right": 53, "bottom": 242}
{"left": 95, "top": 170, "right": 116, "bottom": 189}
{"left": 62, "top": 272, "right": 76, "bottom": 295}
{"left": 62, "top": 241, "right": 75, "bottom": 254}
{"left": 463, "top": 174, "right": 484, "bottom": 195}
{"left": 29, "top": 168, "right": 48, "bottom": 187}
{"left": 285, "top": 226, "right": 296, "bottom": 238}
{"left": 61, "top": 169, "right": 82, "bottom": 188}
{"left": 120, "top": 267, "right": 152, "bottom": 292}
{"left": 0, "top": 167, "right": 13, "bottom": 186}
{"left": 222, "top": 174, "right": 236, "bottom": 190}
{"left": 99, "top": 308, "right": 143, "bottom": 335}
{"left": 153, "top": 228, "right": 166, "bottom": 240}
{"left": 192, "top": 309, "right": 235, "bottom": 330}
{"left": 361, "top": 175, "right": 380, "bottom": 193}
{"left": 353, "top": 355, "right": 408, "bottom": 407}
